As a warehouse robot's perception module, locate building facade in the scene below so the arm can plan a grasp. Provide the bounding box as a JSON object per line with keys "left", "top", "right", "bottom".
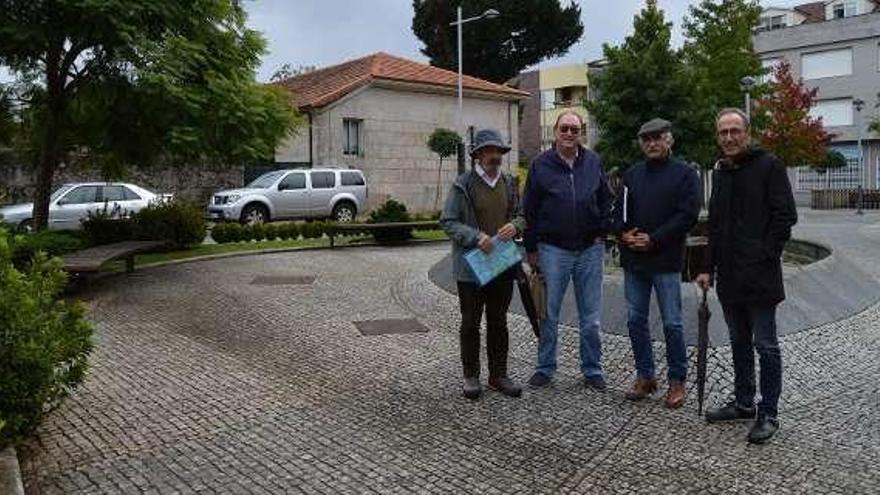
{"left": 276, "top": 52, "right": 527, "bottom": 213}
{"left": 510, "top": 63, "right": 592, "bottom": 165}
{"left": 754, "top": 2, "right": 880, "bottom": 204}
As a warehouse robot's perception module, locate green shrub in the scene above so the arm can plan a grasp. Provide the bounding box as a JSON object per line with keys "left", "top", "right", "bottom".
{"left": 0, "top": 227, "right": 93, "bottom": 449}
{"left": 210, "top": 223, "right": 229, "bottom": 244}
{"left": 368, "top": 199, "right": 412, "bottom": 244}
{"left": 263, "top": 224, "right": 278, "bottom": 241}
{"left": 11, "top": 230, "right": 85, "bottom": 269}
{"left": 300, "top": 222, "right": 319, "bottom": 239}
{"left": 368, "top": 198, "right": 411, "bottom": 224}
{"left": 240, "top": 224, "right": 255, "bottom": 242}
{"left": 132, "top": 200, "right": 206, "bottom": 250}
{"left": 224, "top": 223, "right": 244, "bottom": 243}
{"left": 251, "top": 223, "right": 266, "bottom": 242}
{"left": 81, "top": 205, "right": 134, "bottom": 246}
{"left": 276, "top": 223, "right": 298, "bottom": 240}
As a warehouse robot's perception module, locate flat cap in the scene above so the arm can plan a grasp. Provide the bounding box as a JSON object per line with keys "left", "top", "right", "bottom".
{"left": 638, "top": 118, "right": 672, "bottom": 137}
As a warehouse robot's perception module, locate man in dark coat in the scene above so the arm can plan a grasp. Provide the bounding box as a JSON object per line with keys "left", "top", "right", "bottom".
{"left": 615, "top": 118, "right": 700, "bottom": 409}
{"left": 696, "top": 108, "right": 798, "bottom": 444}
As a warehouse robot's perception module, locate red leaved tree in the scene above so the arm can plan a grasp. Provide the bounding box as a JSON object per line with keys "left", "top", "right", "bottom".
{"left": 755, "top": 60, "right": 832, "bottom": 168}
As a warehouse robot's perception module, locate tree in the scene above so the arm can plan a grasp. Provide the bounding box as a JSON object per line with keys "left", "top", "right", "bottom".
{"left": 412, "top": 0, "right": 583, "bottom": 83}
{"left": 428, "top": 128, "right": 462, "bottom": 211}
{"left": 681, "top": 0, "right": 765, "bottom": 167}
{"left": 269, "top": 63, "right": 318, "bottom": 83}
{"left": 588, "top": 0, "right": 698, "bottom": 171}
{"left": 870, "top": 116, "right": 880, "bottom": 137}
{"left": 0, "top": 1, "right": 300, "bottom": 230}
{"left": 755, "top": 61, "right": 831, "bottom": 168}
{"left": 0, "top": 85, "right": 13, "bottom": 146}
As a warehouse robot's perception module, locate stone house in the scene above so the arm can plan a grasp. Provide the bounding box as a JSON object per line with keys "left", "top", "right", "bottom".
{"left": 274, "top": 52, "right": 528, "bottom": 213}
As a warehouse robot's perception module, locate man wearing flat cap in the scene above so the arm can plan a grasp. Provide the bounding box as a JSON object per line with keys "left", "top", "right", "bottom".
{"left": 440, "top": 128, "right": 525, "bottom": 400}
{"left": 614, "top": 118, "right": 700, "bottom": 408}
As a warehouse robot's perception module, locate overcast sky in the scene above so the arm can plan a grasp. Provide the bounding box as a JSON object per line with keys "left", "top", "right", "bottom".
{"left": 243, "top": 0, "right": 809, "bottom": 82}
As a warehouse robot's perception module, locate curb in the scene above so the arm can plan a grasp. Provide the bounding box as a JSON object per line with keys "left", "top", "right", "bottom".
{"left": 0, "top": 446, "right": 24, "bottom": 495}
{"left": 136, "top": 238, "right": 449, "bottom": 271}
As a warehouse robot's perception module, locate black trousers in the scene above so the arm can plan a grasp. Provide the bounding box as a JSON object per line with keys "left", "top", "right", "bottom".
{"left": 456, "top": 271, "right": 514, "bottom": 379}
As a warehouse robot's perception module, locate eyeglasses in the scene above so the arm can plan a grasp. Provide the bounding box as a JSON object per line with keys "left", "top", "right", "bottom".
{"left": 558, "top": 125, "right": 581, "bottom": 135}
{"left": 717, "top": 128, "right": 746, "bottom": 137}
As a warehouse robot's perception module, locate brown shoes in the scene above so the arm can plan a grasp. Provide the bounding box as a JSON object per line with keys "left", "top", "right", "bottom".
{"left": 665, "top": 380, "right": 686, "bottom": 409}
{"left": 625, "top": 377, "right": 659, "bottom": 401}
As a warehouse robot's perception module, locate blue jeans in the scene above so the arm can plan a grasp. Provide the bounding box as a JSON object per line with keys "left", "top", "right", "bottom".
{"left": 722, "top": 303, "right": 782, "bottom": 418}
{"left": 535, "top": 242, "right": 604, "bottom": 378}
{"left": 624, "top": 270, "right": 688, "bottom": 382}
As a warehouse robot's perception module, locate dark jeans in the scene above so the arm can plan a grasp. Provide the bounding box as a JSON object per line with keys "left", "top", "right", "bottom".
{"left": 457, "top": 271, "right": 514, "bottom": 379}
{"left": 721, "top": 303, "right": 782, "bottom": 418}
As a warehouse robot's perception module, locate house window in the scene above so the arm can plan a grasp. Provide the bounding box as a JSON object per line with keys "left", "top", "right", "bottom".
{"left": 769, "top": 15, "right": 785, "bottom": 29}
{"left": 343, "top": 118, "right": 361, "bottom": 156}
{"left": 832, "top": 1, "right": 857, "bottom": 18}
{"left": 801, "top": 48, "right": 852, "bottom": 80}
{"left": 809, "top": 98, "right": 854, "bottom": 127}
{"left": 555, "top": 87, "right": 573, "bottom": 107}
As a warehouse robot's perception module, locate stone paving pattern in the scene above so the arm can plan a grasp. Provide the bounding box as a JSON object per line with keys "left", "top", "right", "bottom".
{"left": 19, "top": 211, "right": 880, "bottom": 494}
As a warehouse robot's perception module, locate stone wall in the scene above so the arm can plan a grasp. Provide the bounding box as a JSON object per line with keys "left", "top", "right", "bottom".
{"left": 0, "top": 156, "right": 242, "bottom": 207}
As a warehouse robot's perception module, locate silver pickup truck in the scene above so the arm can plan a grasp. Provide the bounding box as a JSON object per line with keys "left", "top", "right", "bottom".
{"left": 207, "top": 168, "right": 368, "bottom": 224}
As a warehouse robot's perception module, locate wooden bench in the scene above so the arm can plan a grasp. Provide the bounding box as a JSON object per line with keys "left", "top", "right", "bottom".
{"left": 61, "top": 241, "right": 165, "bottom": 274}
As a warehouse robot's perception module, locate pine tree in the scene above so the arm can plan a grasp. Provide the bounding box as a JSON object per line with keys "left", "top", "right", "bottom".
{"left": 588, "top": 0, "right": 697, "bottom": 170}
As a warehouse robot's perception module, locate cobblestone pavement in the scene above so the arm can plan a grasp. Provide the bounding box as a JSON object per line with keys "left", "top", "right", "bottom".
{"left": 19, "top": 231, "right": 880, "bottom": 493}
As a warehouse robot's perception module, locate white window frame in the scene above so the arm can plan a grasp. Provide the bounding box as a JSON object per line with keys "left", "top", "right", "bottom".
{"left": 343, "top": 118, "right": 361, "bottom": 156}
{"left": 810, "top": 98, "right": 854, "bottom": 127}
{"left": 801, "top": 48, "right": 853, "bottom": 80}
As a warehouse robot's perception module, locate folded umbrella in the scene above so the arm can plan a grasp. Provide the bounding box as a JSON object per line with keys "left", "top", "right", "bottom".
{"left": 514, "top": 263, "right": 542, "bottom": 338}
{"left": 696, "top": 286, "right": 711, "bottom": 416}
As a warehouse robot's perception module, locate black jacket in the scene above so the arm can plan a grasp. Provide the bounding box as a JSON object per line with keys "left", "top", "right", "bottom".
{"left": 702, "top": 147, "right": 798, "bottom": 305}
{"left": 613, "top": 156, "right": 700, "bottom": 273}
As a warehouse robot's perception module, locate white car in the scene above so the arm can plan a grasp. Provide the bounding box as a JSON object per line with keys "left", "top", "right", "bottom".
{"left": 0, "top": 182, "right": 171, "bottom": 231}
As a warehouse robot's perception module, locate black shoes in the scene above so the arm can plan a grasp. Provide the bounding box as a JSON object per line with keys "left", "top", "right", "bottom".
{"left": 488, "top": 376, "right": 522, "bottom": 398}
{"left": 705, "top": 401, "right": 757, "bottom": 423}
{"left": 462, "top": 377, "right": 482, "bottom": 400}
{"left": 584, "top": 375, "right": 607, "bottom": 392}
{"left": 528, "top": 372, "right": 553, "bottom": 388}
{"left": 748, "top": 416, "right": 779, "bottom": 445}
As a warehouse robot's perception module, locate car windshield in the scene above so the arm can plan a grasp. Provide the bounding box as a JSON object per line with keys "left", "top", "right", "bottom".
{"left": 246, "top": 171, "right": 286, "bottom": 189}
{"left": 50, "top": 184, "right": 74, "bottom": 202}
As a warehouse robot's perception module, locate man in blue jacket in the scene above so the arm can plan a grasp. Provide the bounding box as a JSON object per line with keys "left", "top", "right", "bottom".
{"left": 523, "top": 111, "right": 614, "bottom": 390}
{"left": 615, "top": 118, "right": 700, "bottom": 408}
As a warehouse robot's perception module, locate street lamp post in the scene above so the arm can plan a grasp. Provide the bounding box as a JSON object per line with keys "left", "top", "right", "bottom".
{"left": 450, "top": 7, "right": 500, "bottom": 174}
{"left": 854, "top": 98, "right": 865, "bottom": 215}
{"left": 740, "top": 76, "right": 757, "bottom": 122}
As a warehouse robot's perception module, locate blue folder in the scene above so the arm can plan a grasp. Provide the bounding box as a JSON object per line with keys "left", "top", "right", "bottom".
{"left": 464, "top": 236, "right": 523, "bottom": 287}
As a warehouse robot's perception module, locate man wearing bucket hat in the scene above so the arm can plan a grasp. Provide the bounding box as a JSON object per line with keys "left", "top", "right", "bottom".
{"left": 614, "top": 118, "right": 700, "bottom": 408}
{"left": 523, "top": 110, "right": 615, "bottom": 390}
{"left": 440, "top": 128, "right": 525, "bottom": 400}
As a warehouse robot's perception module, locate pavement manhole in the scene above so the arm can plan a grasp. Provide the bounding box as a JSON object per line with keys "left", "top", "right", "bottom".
{"left": 353, "top": 318, "right": 430, "bottom": 336}
{"left": 250, "top": 275, "right": 316, "bottom": 286}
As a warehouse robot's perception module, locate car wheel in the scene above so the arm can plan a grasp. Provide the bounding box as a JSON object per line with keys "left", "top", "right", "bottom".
{"left": 241, "top": 204, "right": 269, "bottom": 225}
{"left": 19, "top": 219, "right": 33, "bottom": 233}
{"left": 332, "top": 202, "right": 356, "bottom": 223}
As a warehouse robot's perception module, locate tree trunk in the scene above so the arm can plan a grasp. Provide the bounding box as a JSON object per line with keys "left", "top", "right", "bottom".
{"left": 32, "top": 45, "right": 67, "bottom": 231}
{"left": 434, "top": 157, "right": 443, "bottom": 212}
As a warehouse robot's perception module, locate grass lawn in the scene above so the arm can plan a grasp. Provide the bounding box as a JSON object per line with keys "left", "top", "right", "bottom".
{"left": 113, "top": 229, "right": 450, "bottom": 269}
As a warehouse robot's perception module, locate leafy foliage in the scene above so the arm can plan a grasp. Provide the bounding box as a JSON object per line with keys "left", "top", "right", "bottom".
{"left": 681, "top": 0, "right": 765, "bottom": 167}
{"left": 0, "top": 226, "right": 93, "bottom": 449}
{"left": 0, "top": 0, "right": 301, "bottom": 229}
{"left": 9, "top": 229, "right": 84, "bottom": 269}
{"left": 755, "top": 61, "right": 831, "bottom": 168}
{"left": 412, "top": 0, "right": 583, "bottom": 83}
{"left": 81, "top": 205, "right": 134, "bottom": 247}
{"left": 588, "top": 1, "right": 697, "bottom": 170}
{"left": 132, "top": 200, "right": 206, "bottom": 249}
{"left": 428, "top": 128, "right": 463, "bottom": 211}
{"left": 368, "top": 199, "right": 413, "bottom": 244}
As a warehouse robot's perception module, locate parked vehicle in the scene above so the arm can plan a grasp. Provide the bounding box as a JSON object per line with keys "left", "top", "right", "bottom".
{"left": 207, "top": 168, "right": 367, "bottom": 224}
{"left": 0, "top": 183, "right": 172, "bottom": 232}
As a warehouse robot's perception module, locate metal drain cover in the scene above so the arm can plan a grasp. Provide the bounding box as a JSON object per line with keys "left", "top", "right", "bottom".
{"left": 353, "top": 318, "right": 430, "bottom": 336}
{"left": 250, "top": 275, "right": 316, "bottom": 286}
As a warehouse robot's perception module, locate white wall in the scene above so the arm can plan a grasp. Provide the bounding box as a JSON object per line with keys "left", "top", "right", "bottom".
{"left": 274, "top": 85, "right": 521, "bottom": 213}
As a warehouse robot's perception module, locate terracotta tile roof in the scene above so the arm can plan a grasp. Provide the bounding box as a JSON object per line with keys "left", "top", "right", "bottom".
{"left": 794, "top": 2, "right": 826, "bottom": 23}
{"left": 276, "top": 52, "right": 528, "bottom": 109}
